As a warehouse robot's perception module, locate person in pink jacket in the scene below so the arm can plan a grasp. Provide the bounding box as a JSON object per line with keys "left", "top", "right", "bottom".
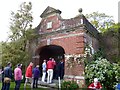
{"left": 14, "top": 64, "right": 22, "bottom": 90}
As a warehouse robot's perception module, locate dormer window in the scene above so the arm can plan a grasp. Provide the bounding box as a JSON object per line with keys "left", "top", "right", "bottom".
{"left": 47, "top": 21, "right": 52, "bottom": 29}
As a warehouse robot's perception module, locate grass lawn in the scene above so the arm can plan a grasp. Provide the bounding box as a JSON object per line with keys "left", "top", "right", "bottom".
{"left": 0, "top": 82, "right": 48, "bottom": 90}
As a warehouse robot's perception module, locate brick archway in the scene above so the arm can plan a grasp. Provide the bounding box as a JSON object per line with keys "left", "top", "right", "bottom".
{"left": 39, "top": 45, "right": 65, "bottom": 61}
{"left": 35, "top": 45, "right": 65, "bottom": 77}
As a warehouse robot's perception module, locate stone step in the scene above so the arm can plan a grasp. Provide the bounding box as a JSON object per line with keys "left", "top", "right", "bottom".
{"left": 38, "top": 79, "right": 63, "bottom": 89}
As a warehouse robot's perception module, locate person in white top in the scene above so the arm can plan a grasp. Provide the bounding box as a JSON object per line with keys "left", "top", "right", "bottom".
{"left": 41, "top": 60, "right": 47, "bottom": 82}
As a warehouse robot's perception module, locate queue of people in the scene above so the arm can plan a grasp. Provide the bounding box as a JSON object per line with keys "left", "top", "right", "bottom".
{"left": 2, "top": 60, "right": 120, "bottom": 90}
{"left": 1, "top": 58, "right": 65, "bottom": 90}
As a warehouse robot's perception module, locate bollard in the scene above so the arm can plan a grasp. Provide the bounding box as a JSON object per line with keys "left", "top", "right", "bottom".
{"left": 58, "top": 77, "right": 61, "bottom": 90}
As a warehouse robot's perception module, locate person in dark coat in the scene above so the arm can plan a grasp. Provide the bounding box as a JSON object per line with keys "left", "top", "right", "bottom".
{"left": 60, "top": 60, "right": 64, "bottom": 79}
{"left": 54, "top": 61, "right": 59, "bottom": 80}
{"left": 57, "top": 59, "right": 64, "bottom": 79}
{"left": 2, "top": 62, "right": 12, "bottom": 90}
{"left": 32, "top": 65, "right": 40, "bottom": 88}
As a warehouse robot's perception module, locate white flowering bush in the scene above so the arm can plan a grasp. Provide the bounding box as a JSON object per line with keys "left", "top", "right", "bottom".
{"left": 113, "top": 63, "right": 120, "bottom": 84}
{"left": 85, "top": 57, "right": 120, "bottom": 89}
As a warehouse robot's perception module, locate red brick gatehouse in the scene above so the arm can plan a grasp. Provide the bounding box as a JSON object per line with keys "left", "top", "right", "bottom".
{"left": 32, "top": 6, "right": 99, "bottom": 86}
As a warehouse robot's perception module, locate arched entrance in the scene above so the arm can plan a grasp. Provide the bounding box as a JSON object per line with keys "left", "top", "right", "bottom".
{"left": 37, "top": 45, "right": 65, "bottom": 79}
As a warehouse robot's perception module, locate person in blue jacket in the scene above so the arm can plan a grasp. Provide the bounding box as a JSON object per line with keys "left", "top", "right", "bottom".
{"left": 32, "top": 65, "right": 40, "bottom": 88}
{"left": 2, "top": 62, "right": 12, "bottom": 90}
{"left": 116, "top": 79, "right": 120, "bottom": 90}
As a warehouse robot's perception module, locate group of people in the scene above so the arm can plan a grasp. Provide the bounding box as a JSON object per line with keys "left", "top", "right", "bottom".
{"left": 1, "top": 62, "right": 27, "bottom": 90}
{"left": 1, "top": 60, "right": 120, "bottom": 90}
{"left": 1, "top": 57, "right": 65, "bottom": 90}
{"left": 42, "top": 58, "right": 64, "bottom": 84}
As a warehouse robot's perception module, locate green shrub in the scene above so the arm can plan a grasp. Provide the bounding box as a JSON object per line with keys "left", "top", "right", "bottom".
{"left": 61, "top": 80, "right": 79, "bottom": 90}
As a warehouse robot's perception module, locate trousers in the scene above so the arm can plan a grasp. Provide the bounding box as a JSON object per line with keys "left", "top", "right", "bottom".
{"left": 47, "top": 69, "right": 53, "bottom": 83}
{"left": 42, "top": 71, "right": 46, "bottom": 82}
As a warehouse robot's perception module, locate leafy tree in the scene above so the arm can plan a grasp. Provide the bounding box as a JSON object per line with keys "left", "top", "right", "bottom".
{"left": 99, "top": 23, "right": 120, "bottom": 63}
{"left": 92, "top": 48, "right": 105, "bottom": 61}
{"left": 0, "top": 42, "right": 2, "bottom": 66}
{"left": 85, "top": 11, "right": 115, "bottom": 33}
{"left": 2, "top": 2, "right": 37, "bottom": 67}
{"left": 9, "top": 2, "right": 33, "bottom": 42}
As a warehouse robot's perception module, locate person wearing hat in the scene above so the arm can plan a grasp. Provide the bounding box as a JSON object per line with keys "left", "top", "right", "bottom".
{"left": 14, "top": 63, "right": 22, "bottom": 90}
{"left": 88, "top": 78, "right": 102, "bottom": 90}
{"left": 32, "top": 65, "right": 40, "bottom": 88}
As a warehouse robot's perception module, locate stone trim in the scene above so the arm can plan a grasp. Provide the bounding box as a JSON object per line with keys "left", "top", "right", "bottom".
{"left": 64, "top": 75, "right": 84, "bottom": 80}
{"left": 51, "top": 33, "right": 84, "bottom": 40}
{"left": 39, "top": 24, "right": 85, "bottom": 36}
{"left": 40, "top": 33, "right": 84, "bottom": 42}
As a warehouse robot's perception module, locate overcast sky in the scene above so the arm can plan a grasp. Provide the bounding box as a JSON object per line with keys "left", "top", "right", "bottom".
{"left": 0, "top": 0, "right": 119, "bottom": 41}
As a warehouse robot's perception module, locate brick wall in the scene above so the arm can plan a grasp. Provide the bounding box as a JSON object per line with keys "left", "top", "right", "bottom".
{"left": 39, "top": 30, "right": 85, "bottom": 55}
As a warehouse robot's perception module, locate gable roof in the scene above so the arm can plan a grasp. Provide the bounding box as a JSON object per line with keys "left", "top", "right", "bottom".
{"left": 40, "top": 6, "right": 61, "bottom": 18}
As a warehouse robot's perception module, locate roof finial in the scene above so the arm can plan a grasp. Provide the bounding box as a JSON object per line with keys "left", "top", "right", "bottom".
{"left": 78, "top": 8, "right": 83, "bottom": 15}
